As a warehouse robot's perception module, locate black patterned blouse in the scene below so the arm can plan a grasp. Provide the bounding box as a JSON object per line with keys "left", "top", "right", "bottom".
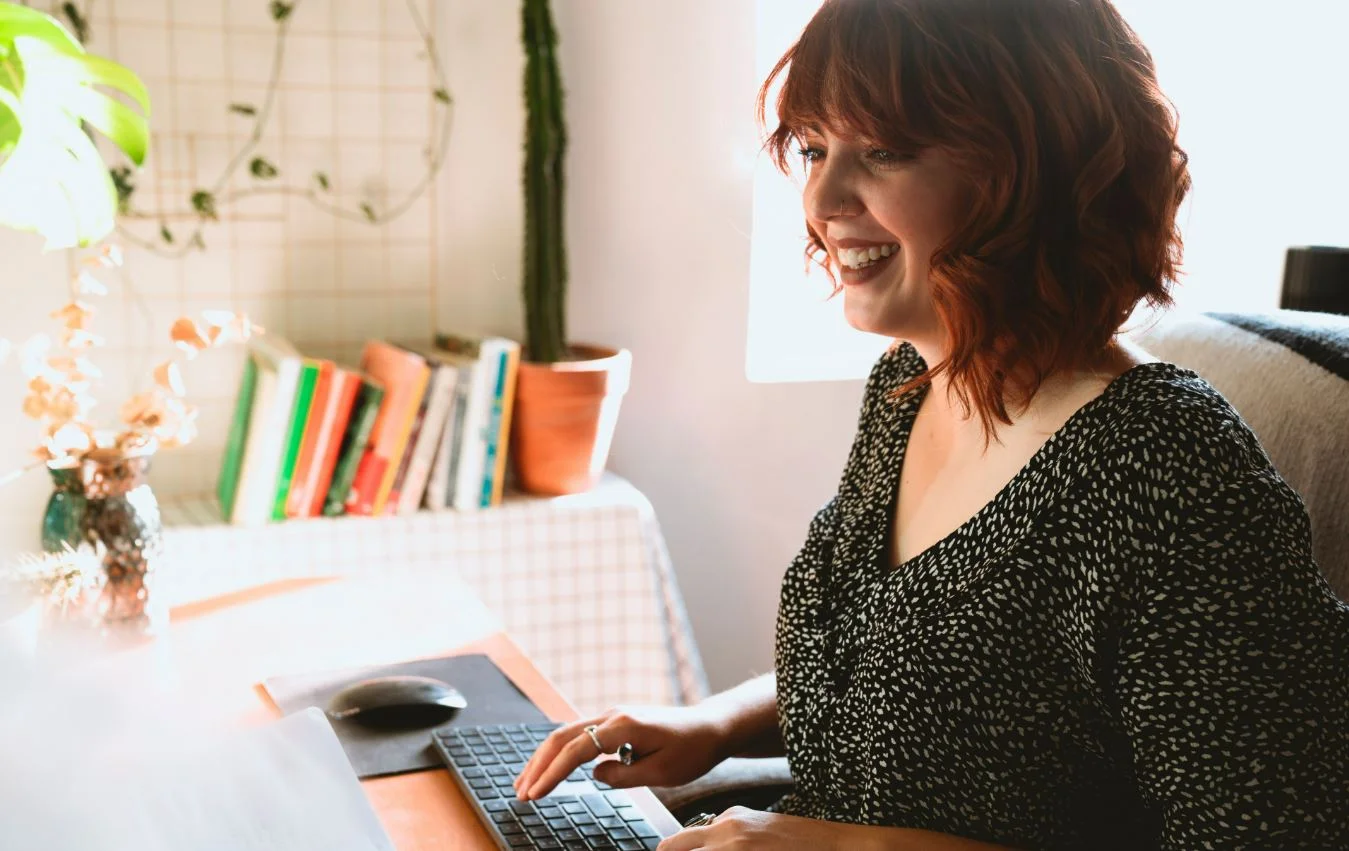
{"left": 770, "top": 341, "right": 1349, "bottom": 850}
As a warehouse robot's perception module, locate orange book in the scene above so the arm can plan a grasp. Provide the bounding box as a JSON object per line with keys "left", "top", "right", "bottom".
{"left": 297, "top": 365, "right": 362, "bottom": 517}
{"left": 284, "top": 360, "right": 334, "bottom": 519}
{"left": 344, "top": 341, "right": 431, "bottom": 516}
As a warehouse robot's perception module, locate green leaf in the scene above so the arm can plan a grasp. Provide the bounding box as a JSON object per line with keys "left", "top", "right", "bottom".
{"left": 189, "top": 232, "right": 205, "bottom": 250}
{"left": 359, "top": 202, "right": 376, "bottom": 222}
{"left": 228, "top": 102, "right": 257, "bottom": 116}
{"left": 249, "top": 156, "right": 278, "bottom": 179}
{"left": 433, "top": 88, "right": 451, "bottom": 104}
{"left": 59, "top": 2, "right": 87, "bottom": 45}
{"left": 190, "top": 189, "right": 217, "bottom": 220}
{"left": 109, "top": 164, "right": 134, "bottom": 211}
{"left": 314, "top": 171, "right": 329, "bottom": 191}
{"left": 159, "top": 224, "right": 173, "bottom": 244}
{"left": 269, "top": 1, "right": 293, "bottom": 21}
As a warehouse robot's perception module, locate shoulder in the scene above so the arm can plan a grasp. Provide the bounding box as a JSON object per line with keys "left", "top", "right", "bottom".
{"left": 1090, "top": 361, "right": 1287, "bottom": 507}
{"left": 859, "top": 340, "right": 926, "bottom": 418}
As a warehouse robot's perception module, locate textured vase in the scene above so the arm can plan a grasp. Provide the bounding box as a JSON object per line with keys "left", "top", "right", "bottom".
{"left": 41, "top": 465, "right": 87, "bottom": 554}
{"left": 75, "top": 448, "right": 165, "bottom": 636}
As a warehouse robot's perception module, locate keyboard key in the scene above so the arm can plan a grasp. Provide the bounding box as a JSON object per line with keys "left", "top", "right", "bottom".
{"left": 598, "top": 816, "right": 623, "bottom": 830}
{"left": 487, "top": 765, "right": 511, "bottom": 776}
{"left": 556, "top": 828, "right": 581, "bottom": 842}
{"left": 561, "top": 802, "right": 587, "bottom": 815}
{"left": 614, "top": 806, "right": 644, "bottom": 823}
{"left": 538, "top": 840, "right": 563, "bottom": 850}
{"left": 616, "top": 841, "right": 644, "bottom": 851}
{"left": 581, "top": 794, "right": 615, "bottom": 817}
{"left": 528, "top": 825, "right": 554, "bottom": 839}
{"left": 572, "top": 812, "right": 596, "bottom": 826}
{"left": 579, "top": 825, "right": 605, "bottom": 838}
{"left": 476, "top": 787, "right": 502, "bottom": 800}
{"left": 507, "top": 836, "right": 535, "bottom": 848}
{"left": 501, "top": 822, "right": 525, "bottom": 835}
{"left": 604, "top": 791, "right": 632, "bottom": 808}
{"left": 628, "top": 822, "right": 658, "bottom": 839}
{"left": 510, "top": 800, "right": 538, "bottom": 816}
{"left": 547, "top": 816, "right": 571, "bottom": 830}
{"left": 521, "top": 815, "right": 546, "bottom": 827}
{"left": 641, "top": 839, "right": 661, "bottom": 850}
{"left": 587, "top": 837, "right": 616, "bottom": 849}
{"left": 492, "top": 811, "right": 516, "bottom": 824}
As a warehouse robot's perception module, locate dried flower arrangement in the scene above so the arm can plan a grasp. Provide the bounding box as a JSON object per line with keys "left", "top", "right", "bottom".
{"left": 0, "top": 242, "right": 258, "bottom": 481}
{"left": 0, "top": 542, "right": 104, "bottom": 618}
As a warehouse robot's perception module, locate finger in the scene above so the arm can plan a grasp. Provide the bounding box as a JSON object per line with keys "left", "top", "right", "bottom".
{"left": 514, "top": 716, "right": 604, "bottom": 795}
{"left": 657, "top": 824, "right": 711, "bottom": 851}
{"left": 523, "top": 724, "right": 606, "bottom": 800}
{"left": 591, "top": 754, "right": 675, "bottom": 790}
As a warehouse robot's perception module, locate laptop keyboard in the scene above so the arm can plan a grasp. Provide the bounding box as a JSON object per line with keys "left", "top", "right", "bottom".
{"left": 432, "top": 722, "right": 665, "bottom": 850}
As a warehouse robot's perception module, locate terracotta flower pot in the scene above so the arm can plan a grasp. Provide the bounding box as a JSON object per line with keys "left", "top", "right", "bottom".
{"left": 510, "top": 343, "right": 632, "bottom": 495}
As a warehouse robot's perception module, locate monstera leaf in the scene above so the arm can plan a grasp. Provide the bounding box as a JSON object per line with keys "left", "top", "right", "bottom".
{"left": 0, "top": 2, "right": 150, "bottom": 249}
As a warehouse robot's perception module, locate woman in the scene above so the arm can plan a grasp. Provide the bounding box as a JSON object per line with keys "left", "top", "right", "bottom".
{"left": 515, "top": 0, "right": 1349, "bottom": 848}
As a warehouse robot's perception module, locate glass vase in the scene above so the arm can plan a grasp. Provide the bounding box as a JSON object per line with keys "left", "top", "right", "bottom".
{"left": 41, "top": 464, "right": 87, "bottom": 554}
{"left": 73, "top": 448, "right": 165, "bottom": 637}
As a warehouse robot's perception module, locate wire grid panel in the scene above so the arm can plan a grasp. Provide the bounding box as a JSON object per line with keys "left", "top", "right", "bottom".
{"left": 82, "top": 0, "right": 442, "bottom": 499}
{"left": 158, "top": 472, "right": 712, "bottom": 715}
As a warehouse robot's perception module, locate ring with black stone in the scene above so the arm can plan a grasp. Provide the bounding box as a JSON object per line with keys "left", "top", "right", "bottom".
{"left": 617, "top": 742, "right": 636, "bottom": 765}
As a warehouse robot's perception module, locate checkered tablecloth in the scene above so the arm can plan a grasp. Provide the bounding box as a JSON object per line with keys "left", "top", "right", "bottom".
{"left": 158, "top": 472, "right": 710, "bottom": 715}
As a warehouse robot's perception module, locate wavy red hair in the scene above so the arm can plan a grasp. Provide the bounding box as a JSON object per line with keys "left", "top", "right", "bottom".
{"left": 757, "top": 0, "right": 1192, "bottom": 444}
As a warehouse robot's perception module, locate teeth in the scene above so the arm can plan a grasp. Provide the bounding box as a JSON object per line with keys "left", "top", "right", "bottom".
{"left": 838, "top": 243, "right": 899, "bottom": 269}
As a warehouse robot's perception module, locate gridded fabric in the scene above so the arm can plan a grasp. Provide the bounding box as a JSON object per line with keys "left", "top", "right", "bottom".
{"left": 159, "top": 472, "right": 709, "bottom": 715}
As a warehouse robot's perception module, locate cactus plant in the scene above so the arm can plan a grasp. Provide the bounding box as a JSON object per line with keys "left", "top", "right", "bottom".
{"left": 521, "top": 0, "right": 568, "bottom": 364}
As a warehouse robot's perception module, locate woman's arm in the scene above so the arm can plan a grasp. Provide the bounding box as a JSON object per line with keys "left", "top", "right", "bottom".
{"left": 659, "top": 807, "right": 1024, "bottom": 850}
{"left": 1116, "top": 472, "right": 1349, "bottom": 848}
{"left": 699, "top": 671, "right": 784, "bottom": 759}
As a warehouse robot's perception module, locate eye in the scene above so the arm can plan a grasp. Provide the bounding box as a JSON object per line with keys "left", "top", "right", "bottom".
{"left": 795, "top": 145, "right": 824, "bottom": 164}
{"left": 866, "top": 147, "right": 901, "bottom": 165}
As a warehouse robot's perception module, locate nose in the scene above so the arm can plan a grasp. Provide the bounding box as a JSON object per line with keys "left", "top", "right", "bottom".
{"left": 803, "top": 160, "right": 861, "bottom": 223}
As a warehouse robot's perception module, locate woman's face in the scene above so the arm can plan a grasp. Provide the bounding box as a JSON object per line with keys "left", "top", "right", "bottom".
{"left": 799, "top": 127, "right": 971, "bottom": 345}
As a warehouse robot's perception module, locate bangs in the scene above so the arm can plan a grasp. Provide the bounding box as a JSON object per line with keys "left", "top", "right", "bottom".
{"left": 758, "top": 0, "right": 936, "bottom": 171}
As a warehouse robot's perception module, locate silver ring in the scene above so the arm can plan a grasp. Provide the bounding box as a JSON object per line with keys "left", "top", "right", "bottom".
{"left": 617, "top": 742, "right": 636, "bottom": 766}
{"left": 682, "top": 812, "right": 716, "bottom": 829}
{"left": 583, "top": 724, "right": 605, "bottom": 754}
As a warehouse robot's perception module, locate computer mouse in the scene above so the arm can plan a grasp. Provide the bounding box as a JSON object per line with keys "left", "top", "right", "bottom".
{"left": 327, "top": 675, "right": 468, "bottom": 730}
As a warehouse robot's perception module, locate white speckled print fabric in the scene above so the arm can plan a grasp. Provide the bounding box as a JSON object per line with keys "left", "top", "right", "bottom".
{"left": 771, "top": 342, "right": 1349, "bottom": 850}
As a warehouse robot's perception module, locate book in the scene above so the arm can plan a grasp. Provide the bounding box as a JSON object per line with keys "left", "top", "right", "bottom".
{"left": 345, "top": 341, "right": 431, "bottom": 516}
{"left": 322, "top": 376, "right": 385, "bottom": 517}
{"left": 301, "top": 366, "right": 362, "bottom": 518}
{"left": 484, "top": 340, "right": 522, "bottom": 508}
{"left": 394, "top": 346, "right": 460, "bottom": 516}
{"left": 271, "top": 359, "right": 321, "bottom": 521}
{"left": 435, "top": 332, "right": 509, "bottom": 513}
{"left": 283, "top": 359, "right": 332, "bottom": 518}
{"left": 231, "top": 334, "right": 303, "bottom": 527}
{"left": 216, "top": 353, "right": 259, "bottom": 522}
{"left": 384, "top": 380, "right": 431, "bottom": 515}
{"left": 425, "top": 358, "right": 477, "bottom": 511}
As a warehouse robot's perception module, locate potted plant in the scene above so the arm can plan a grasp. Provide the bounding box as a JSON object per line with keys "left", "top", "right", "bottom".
{"left": 512, "top": 0, "right": 632, "bottom": 496}
{"left": 0, "top": 2, "right": 150, "bottom": 248}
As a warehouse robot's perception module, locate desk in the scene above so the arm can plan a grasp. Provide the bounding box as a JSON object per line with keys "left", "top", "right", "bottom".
{"left": 108, "top": 572, "right": 681, "bottom": 848}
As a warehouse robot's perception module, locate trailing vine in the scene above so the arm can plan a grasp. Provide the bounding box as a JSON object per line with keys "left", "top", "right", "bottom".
{"left": 57, "top": 0, "right": 454, "bottom": 258}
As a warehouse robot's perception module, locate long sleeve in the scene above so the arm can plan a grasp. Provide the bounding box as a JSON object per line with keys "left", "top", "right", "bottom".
{"left": 1115, "top": 470, "right": 1349, "bottom": 849}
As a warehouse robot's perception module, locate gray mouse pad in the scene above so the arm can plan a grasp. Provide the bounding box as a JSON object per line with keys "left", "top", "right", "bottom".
{"left": 261, "top": 653, "right": 550, "bottom": 779}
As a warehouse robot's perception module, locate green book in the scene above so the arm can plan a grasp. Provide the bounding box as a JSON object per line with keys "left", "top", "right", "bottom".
{"left": 271, "top": 360, "right": 321, "bottom": 521}
{"left": 216, "top": 355, "right": 259, "bottom": 522}
{"left": 322, "top": 377, "right": 386, "bottom": 517}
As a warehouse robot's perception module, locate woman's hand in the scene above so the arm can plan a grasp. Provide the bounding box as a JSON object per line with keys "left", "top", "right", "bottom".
{"left": 658, "top": 807, "right": 855, "bottom": 850}
{"left": 513, "top": 704, "right": 734, "bottom": 801}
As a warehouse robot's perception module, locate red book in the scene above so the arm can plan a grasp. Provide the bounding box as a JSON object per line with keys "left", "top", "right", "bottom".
{"left": 299, "top": 366, "right": 362, "bottom": 517}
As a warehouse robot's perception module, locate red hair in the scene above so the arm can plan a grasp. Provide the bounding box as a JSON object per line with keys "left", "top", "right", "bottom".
{"left": 757, "top": 0, "right": 1192, "bottom": 445}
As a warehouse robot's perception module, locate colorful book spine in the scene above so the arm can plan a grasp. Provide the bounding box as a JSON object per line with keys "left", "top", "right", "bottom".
{"left": 426, "top": 360, "right": 476, "bottom": 511}
{"left": 216, "top": 353, "right": 259, "bottom": 522}
{"left": 232, "top": 334, "right": 303, "bottom": 527}
{"left": 436, "top": 332, "right": 499, "bottom": 513}
{"left": 302, "top": 367, "right": 361, "bottom": 518}
{"left": 284, "top": 360, "right": 334, "bottom": 519}
{"left": 345, "top": 341, "right": 431, "bottom": 516}
{"left": 395, "top": 354, "right": 459, "bottom": 516}
{"left": 484, "top": 340, "right": 521, "bottom": 507}
{"left": 272, "top": 360, "right": 321, "bottom": 521}
{"left": 322, "top": 377, "right": 385, "bottom": 517}
{"left": 478, "top": 343, "right": 511, "bottom": 508}
{"left": 385, "top": 381, "right": 432, "bottom": 515}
